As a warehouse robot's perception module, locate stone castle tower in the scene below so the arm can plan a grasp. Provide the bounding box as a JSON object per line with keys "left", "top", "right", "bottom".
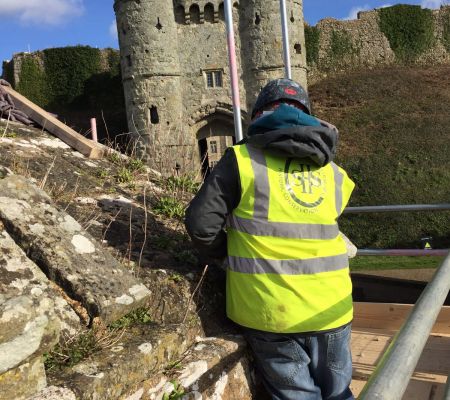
{"left": 114, "top": 0, "right": 308, "bottom": 175}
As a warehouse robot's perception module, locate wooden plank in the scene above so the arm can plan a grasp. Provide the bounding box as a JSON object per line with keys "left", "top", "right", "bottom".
{"left": 353, "top": 302, "right": 450, "bottom": 334}
{"left": 351, "top": 328, "right": 450, "bottom": 378}
{"left": 2, "top": 85, "right": 104, "bottom": 159}
{"left": 351, "top": 377, "right": 446, "bottom": 400}
{"left": 350, "top": 328, "right": 449, "bottom": 399}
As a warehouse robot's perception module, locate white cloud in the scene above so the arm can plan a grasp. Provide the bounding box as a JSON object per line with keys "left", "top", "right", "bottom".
{"left": 344, "top": 5, "right": 371, "bottom": 20}
{"left": 421, "top": 0, "right": 447, "bottom": 9}
{"left": 109, "top": 20, "right": 118, "bottom": 39}
{"left": 0, "top": 0, "right": 84, "bottom": 26}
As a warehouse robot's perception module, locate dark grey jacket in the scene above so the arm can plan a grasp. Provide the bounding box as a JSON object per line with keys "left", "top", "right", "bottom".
{"left": 184, "top": 125, "right": 338, "bottom": 261}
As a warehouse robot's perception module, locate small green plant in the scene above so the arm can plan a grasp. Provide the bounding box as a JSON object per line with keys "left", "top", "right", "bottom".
{"left": 378, "top": 5, "right": 435, "bottom": 62}
{"left": 108, "top": 307, "right": 153, "bottom": 330}
{"left": 305, "top": 25, "right": 321, "bottom": 65}
{"left": 96, "top": 168, "right": 110, "bottom": 179}
{"left": 154, "top": 235, "right": 174, "bottom": 250}
{"left": 168, "top": 272, "right": 184, "bottom": 283}
{"left": 44, "top": 331, "right": 98, "bottom": 372}
{"left": 165, "top": 175, "right": 199, "bottom": 194}
{"left": 107, "top": 151, "right": 122, "bottom": 165}
{"left": 127, "top": 157, "right": 145, "bottom": 173}
{"left": 163, "top": 380, "right": 185, "bottom": 400}
{"left": 4, "top": 131, "right": 18, "bottom": 138}
{"left": 153, "top": 197, "right": 185, "bottom": 220}
{"left": 173, "top": 250, "right": 198, "bottom": 266}
{"left": 116, "top": 166, "right": 133, "bottom": 184}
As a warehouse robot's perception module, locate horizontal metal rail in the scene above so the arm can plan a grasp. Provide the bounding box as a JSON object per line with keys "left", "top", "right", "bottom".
{"left": 344, "top": 203, "right": 450, "bottom": 214}
{"left": 358, "top": 251, "right": 450, "bottom": 400}
{"left": 357, "top": 249, "right": 449, "bottom": 257}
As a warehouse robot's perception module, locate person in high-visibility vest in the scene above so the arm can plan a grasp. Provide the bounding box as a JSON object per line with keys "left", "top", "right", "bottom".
{"left": 185, "top": 79, "right": 355, "bottom": 400}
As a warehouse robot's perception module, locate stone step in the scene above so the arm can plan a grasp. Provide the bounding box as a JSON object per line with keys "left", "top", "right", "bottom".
{"left": 0, "top": 228, "right": 65, "bottom": 400}
{"left": 0, "top": 175, "right": 151, "bottom": 325}
{"left": 1, "top": 357, "right": 47, "bottom": 400}
{"left": 0, "top": 227, "right": 80, "bottom": 338}
{"left": 48, "top": 323, "right": 202, "bottom": 400}
{"left": 132, "top": 336, "right": 255, "bottom": 400}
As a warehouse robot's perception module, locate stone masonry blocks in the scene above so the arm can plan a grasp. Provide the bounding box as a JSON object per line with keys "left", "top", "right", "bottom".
{"left": 0, "top": 175, "right": 151, "bottom": 325}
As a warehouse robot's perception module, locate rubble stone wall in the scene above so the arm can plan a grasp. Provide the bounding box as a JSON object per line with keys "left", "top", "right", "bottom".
{"left": 307, "top": 6, "right": 450, "bottom": 83}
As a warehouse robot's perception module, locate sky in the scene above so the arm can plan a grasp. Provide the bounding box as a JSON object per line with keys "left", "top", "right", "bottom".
{"left": 0, "top": 0, "right": 448, "bottom": 64}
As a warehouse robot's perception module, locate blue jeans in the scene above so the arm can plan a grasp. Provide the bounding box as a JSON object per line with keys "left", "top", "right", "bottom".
{"left": 244, "top": 324, "right": 354, "bottom": 400}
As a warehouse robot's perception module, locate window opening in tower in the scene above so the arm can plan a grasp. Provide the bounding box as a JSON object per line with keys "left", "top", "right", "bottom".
{"left": 210, "top": 140, "right": 218, "bottom": 154}
{"left": 150, "top": 106, "right": 159, "bottom": 124}
{"left": 214, "top": 71, "right": 223, "bottom": 87}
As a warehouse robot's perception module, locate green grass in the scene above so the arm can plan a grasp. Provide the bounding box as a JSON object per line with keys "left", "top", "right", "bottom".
{"left": 310, "top": 65, "right": 450, "bottom": 249}
{"left": 108, "top": 307, "right": 152, "bottom": 330}
{"left": 350, "top": 256, "right": 444, "bottom": 272}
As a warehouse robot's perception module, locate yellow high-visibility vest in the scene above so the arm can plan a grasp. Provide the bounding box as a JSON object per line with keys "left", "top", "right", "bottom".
{"left": 226, "top": 143, "right": 355, "bottom": 333}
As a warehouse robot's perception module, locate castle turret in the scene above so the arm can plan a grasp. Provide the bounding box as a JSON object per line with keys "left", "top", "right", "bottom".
{"left": 239, "top": 0, "right": 308, "bottom": 111}
{"left": 114, "top": 0, "right": 308, "bottom": 175}
{"left": 114, "top": 0, "right": 184, "bottom": 169}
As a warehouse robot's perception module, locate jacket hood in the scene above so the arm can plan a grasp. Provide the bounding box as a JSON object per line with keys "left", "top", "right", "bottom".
{"left": 245, "top": 125, "right": 338, "bottom": 167}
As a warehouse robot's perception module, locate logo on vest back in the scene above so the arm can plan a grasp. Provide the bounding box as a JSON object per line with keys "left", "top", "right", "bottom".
{"left": 284, "top": 159, "right": 325, "bottom": 208}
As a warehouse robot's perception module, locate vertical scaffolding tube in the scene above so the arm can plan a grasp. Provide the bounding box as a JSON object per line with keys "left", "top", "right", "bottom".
{"left": 224, "top": 0, "right": 243, "bottom": 142}
{"left": 279, "top": 0, "right": 292, "bottom": 79}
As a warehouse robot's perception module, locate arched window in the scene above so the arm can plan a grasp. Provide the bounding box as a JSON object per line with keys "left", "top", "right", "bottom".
{"left": 190, "top": 4, "right": 201, "bottom": 24}
{"left": 175, "top": 5, "right": 186, "bottom": 24}
{"left": 204, "top": 3, "right": 214, "bottom": 23}
{"left": 218, "top": 2, "right": 225, "bottom": 21}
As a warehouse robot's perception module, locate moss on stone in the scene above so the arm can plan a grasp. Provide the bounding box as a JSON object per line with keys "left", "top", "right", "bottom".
{"left": 328, "top": 30, "right": 358, "bottom": 61}
{"left": 43, "top": 46, "right": 102, "bottom": 107}
{"left": 305, "top": 25, "right": 320, "bottom": 65}
{"left": 16, "top": 56, "right": 49, "bottom": 108}
{"left": 378, "top": 5, "right": 435, "bottom": 62}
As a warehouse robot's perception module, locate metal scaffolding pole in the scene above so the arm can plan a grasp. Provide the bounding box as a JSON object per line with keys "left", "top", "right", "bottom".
{"left": 357, "top": 249, "right": 449, "bottom": 257}
{"left": 359, "top": 251, "right": 450, "bottom": 399}
{"left": 344, "top": 203, "right": 450, "bottom": 214}
{"left": 279, "top": 0, "right": 292, "bottom": 79}
{"left": 224, "top": 0, "right": 243, "bottom": 142}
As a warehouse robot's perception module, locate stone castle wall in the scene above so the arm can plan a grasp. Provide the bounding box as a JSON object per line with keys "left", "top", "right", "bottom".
{"left": 113, "top": 0, "right": 308, "bottom": 174}
{"left": 308, "top": 7, "right": 450, "bottom": 83}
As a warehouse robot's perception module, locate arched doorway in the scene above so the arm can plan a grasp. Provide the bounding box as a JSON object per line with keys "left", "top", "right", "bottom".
{"left": 197, "top": 117, "right": 236, "bottom": 177}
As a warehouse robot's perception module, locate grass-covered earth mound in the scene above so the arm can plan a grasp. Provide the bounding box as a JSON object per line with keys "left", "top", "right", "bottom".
{"left": 309, "top": 65, "right": 450, "bottom": 249}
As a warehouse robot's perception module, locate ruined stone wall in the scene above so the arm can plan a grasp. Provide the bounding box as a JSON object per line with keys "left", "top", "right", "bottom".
{"left": 114, "top": 0, "right": 308, "bottom": 174}
{"left": 2, "top": 49, "right": 117, "bottom": 88}
{"left": 308, "top": 7, "right": 450, "bottom": 83}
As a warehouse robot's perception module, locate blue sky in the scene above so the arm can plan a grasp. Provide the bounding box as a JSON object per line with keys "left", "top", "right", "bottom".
{"left": 0, "top": 0, "right": 447, "bottom": 64}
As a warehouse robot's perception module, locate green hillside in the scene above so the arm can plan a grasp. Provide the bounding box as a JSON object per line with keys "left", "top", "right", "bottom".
{"left": 309, "top": 65, "right": 450, "bottom": 249}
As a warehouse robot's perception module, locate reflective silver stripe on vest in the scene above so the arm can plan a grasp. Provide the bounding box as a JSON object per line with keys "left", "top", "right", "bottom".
{"left": 331, "top": 162, "right": 343, "bottom": 216}
{"left": 228, "top": 254, "right": 349, "bottom": 275}
{"left": 247, "top": 145, "right": 270, "bottom": 220}
{"left": 228, "top": 214, "right": 339, "bottom": 239}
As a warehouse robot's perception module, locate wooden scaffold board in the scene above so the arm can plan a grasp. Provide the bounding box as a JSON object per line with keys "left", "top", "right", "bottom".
{"left": 2, "top": 85, "right": 104, "bottom": 159}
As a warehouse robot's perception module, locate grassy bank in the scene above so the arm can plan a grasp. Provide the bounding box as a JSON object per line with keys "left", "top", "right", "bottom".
{"left": 310, "top": 65, "right": 450, "bottom": 249}
{"left": 349, "top": 255, "right": 444, "bottom": 271}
